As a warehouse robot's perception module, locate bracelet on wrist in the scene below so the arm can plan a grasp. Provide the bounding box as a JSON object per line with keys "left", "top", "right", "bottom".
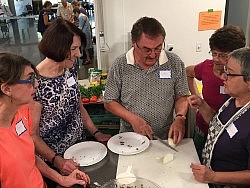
{"left": 51, "top": 154, "right": 58, "bottom": 165}
{"left": 93, "top": 130, "right": 100, "bottom": 137}
{"left": 175, "top": 114, "right": 186, "bottom": 120}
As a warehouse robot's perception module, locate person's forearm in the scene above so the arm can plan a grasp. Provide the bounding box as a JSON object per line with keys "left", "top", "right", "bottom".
{"left": 79, "top": 103, "right": 98, "bottom": 135}
{"left": 187, "top": 77, "right": 200, "bottom": 96}
{"left": 186, "top": 65, "right": 200, "bottom": 96}
{"left": 33, "top": 134, "right": 57, "bottom": 163}
{"left": 175, "top": 96, "right": 188, "bottom": 116}
{"left": 104, "top": 100, "right": 137, "bottom": 124}
{"left": 29, "top": 101, "right": 57, "bottom": 163}
{"left": 43, "top": 15, "right": 49, "bottom": 26}
{"left": 36, "top": 156, "right": 63, "bottom": 185}
{"left": 212, "top": 170, "right": 250, "bottom": 185}
{"left": 197, "top": 100, "right": 215, "bottom": 124}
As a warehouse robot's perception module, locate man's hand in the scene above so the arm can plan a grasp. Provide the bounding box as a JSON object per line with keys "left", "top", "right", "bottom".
{"left": 94, "top": 132, "right": 112, "bottom": 142}
{"left": 168, "top": 117, "right": 185, "bottom": 145}
{"left": 130, "top": 115, "right": 153, "bottom": 139}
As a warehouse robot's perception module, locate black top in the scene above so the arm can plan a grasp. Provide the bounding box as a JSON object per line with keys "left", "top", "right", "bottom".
{"left": 37, "top": 9, "right": 55, "bottom": 35}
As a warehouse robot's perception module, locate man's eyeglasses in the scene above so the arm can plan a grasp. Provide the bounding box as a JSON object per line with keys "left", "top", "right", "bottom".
{"left": 223, "top": 66, "right": 246, "bottom": 80}
{"left": 209, "top": 51, "right": 229, "bottom": 60}
{"left": 136, "top": 42, "right": 165, "bottom": 55}
{"left": 17, "top": 73, "right": 38, "bottom": 87}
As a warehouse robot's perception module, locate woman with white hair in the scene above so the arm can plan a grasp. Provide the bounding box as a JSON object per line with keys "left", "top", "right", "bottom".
{"left": 188, "top": 47, "right": 250, "bottom": 188}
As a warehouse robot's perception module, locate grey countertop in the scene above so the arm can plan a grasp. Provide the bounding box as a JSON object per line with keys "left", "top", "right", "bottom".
{"left": 74, "top": 149, "right": 118, "bottom": 187}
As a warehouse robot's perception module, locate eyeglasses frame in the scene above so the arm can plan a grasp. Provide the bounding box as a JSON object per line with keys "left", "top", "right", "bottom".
{"left": 209, "top": 51, "right": 229, "bottom": 60}
{"left": 136, "top": 41, "right": 165, "bottom": 55}
{"left": 17, "top": 73, "right": 38, "bottom": 87}
{"left": 223, "top": 65, "right": 246, "bottom": 80}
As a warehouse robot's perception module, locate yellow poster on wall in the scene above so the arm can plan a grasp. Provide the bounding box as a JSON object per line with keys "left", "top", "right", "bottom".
{"left": 198, "top": 10, "right": 222, "bottom": 31}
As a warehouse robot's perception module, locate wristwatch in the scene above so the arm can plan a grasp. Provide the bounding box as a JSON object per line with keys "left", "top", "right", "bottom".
{"left": 175, "top": 114, "right": 186, "bottom": 120}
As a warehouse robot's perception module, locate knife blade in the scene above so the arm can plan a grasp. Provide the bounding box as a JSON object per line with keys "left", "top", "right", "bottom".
{"left": 153, "top": 135, "right": 178, "bottom": 152}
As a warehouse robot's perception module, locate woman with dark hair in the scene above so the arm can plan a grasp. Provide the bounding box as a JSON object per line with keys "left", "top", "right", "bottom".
{"left": 30, "top": 18, "right": 111, "bottom": 187}
{"left": 0, "top": 52, "right": 90, "bottom": 188}
{"left": 37, "top": 1, "right": 55, "bottom": 36}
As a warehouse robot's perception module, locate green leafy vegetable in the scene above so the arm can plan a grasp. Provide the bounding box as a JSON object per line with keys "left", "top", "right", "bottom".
{"left": 79, "top": 84, "right": 105, "bottom": 98}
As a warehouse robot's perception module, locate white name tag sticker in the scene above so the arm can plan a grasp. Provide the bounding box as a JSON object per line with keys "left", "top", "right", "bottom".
{"left": 15, "top": 120, "right": 27, "bottom": 136}
{"left": 220, "top": 86, "right": 225, "bottom": 94}
{"left": 226, "top": 123, "right": 238, "bottom": 138}
{"left": 67, "top": 76, "right": 76, "bottom": 87}
{"left": 159, "top": 70, "right": 171, "bottom": 79}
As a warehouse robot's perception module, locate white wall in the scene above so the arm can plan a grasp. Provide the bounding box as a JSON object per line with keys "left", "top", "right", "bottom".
{"left": 95, "top": 0, "right": 226, "bottom": 72}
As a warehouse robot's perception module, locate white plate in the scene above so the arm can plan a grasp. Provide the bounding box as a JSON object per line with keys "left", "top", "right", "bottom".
{"left": 64, "top": 141, "right": 107, "bottom": 166}
{"left": 107, "top": 132, "right": 150, "bottom": 155}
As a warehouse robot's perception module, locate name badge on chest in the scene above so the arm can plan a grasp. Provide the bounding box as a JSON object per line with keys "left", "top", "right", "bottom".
{"left": 15, "top": 120, "right": 27, "bottom": 136}
{"left": 226, "top": 123, "right": 238, "bottom": 138}
{"left": 67, "top": 76, "right": 76, "bottom": 87}
{"left": 159, "top": 70, "right": 171, "bottom": 79}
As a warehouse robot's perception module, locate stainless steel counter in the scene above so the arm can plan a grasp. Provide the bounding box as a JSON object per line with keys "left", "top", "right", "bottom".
{"left": 73, "top": 149, "right": 118, "bottom": 188}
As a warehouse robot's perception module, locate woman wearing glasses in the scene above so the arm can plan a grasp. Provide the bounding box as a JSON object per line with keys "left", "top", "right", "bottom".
{"left": 0, "top": 52, "right": 90, "bottom": 187}
{"left": 188, "top": 47, "right": 250, "bottom": 188}
{"left": 186, "top": 25, "right": 246, "bottom": 159}
{"left": 104, "top": 17, "right": 189, "bottom": 143}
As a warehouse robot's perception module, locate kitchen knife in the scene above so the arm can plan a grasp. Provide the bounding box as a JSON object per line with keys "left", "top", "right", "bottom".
{"left": 153, "top": 135, "right": 178, "bottom": 152}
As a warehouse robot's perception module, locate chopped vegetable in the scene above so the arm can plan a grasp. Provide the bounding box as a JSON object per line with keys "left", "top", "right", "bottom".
{"left": 163, "top": 153, "right": 174, "bottom": 164}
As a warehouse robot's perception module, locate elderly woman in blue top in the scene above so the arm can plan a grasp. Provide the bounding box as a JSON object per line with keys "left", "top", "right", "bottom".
{"left": 188, "top": 47, "right": 250, "bottom": 188}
